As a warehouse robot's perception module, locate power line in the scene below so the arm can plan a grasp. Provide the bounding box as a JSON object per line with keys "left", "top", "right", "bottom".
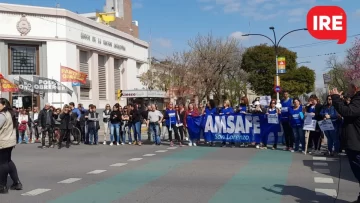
{"left": 297, "top": 51, "right": 346, "bottom": 59}
{"left": 288, "top": 34, "right": 360, "bottom": 49}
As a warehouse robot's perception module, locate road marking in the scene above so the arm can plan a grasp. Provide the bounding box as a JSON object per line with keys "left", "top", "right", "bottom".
{"left": 22, "top": 189, "right": 51, "bottom": 196}
{"left": 110, "top": 163, "right": 128, "bottom": 167}
{"left": 128, "top": 158, "right": 143, "bottom": 161}
{"left": 155, "top": 150, "right": 168, "bottom": 152}
{"left": 313, "top": 162, "right": 328, "bottom": 166}
{"left": 143, "top": 154, "right": 156, "bottom": 156}
{"left": 313, "top": 157, "right": 326, "bottom": 160}
{"left": 315, "top": 188, "right": 337, "bottom": 197}
{"left": 58, "top": 178, "right": 82, "bottom": 184}
{"left": 314, "top": 177, "right": 334, "bottom": 184}
{"left": 167, "top": 147, "right": 177, "bottom": 149}
{"left": 313, "top": 168, "right": 330, "bottom": 174}
{"left": 87, "top": 170, "right": 107, "bottom": 174}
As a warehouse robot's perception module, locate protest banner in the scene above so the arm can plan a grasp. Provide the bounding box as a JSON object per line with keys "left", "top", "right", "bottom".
{"left": 187, "top": 113, "right": 282, "bottom": 143}
{"left": 0, "top": 78, "right": 18, "bottom": 92}
{"left": 60, "top": 66, "right": 87, "bottom": 84}
{"left": 318, "top": 120, "right": 335, "bottom": 131}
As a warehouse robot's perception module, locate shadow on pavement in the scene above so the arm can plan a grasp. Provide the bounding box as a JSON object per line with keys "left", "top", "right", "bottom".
{"left": 263, "top": 184, "right": 351, "bottom": 203}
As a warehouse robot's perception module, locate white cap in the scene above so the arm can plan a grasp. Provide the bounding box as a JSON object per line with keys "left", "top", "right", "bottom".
{"left": 254, "top": 101, "right": 260, "bottom": 106}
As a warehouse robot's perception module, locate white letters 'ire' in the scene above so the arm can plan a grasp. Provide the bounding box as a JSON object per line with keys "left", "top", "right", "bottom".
{"left": 313, "top": 15, "right": 343, "bottom": 31}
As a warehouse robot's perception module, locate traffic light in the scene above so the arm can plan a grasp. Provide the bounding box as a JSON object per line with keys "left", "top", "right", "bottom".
{"left": 117, "top": 89, "right": 123, "bottom": 99}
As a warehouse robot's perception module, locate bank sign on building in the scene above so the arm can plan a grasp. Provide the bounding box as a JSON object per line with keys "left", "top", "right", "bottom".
{"left": 0, "top": 3, "right": 150, "bottom": 109}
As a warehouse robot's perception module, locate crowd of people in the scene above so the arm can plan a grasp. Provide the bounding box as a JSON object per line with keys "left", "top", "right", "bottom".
{"left": 0, "top": 82, "right": 359, "bottom": 201}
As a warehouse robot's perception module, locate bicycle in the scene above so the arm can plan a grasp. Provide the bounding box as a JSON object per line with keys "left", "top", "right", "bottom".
{"left": 54, "top": 126, "right": 81, "bottom": 145}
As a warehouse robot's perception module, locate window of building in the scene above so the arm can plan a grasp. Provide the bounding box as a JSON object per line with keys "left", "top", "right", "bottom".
{"left": 9, "top": 45, "right": 38, "bottom": 75}
{"left": 98, "top": 55, "right": 107, "bottom": 100}
{"left": 79, "top": 50, "right": 90, "bottom": 100}
{"left": 136, "top": 62, "right": 141, "bottom": 75}
{"left": 114, "top": 59, "right": 122, "bottom": 100}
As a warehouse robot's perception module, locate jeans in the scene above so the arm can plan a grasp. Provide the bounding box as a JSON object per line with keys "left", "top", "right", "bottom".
{"left": 19, "top": 131, "right": 28, "bottom": 144}
{"left": 110, "top": 123, "right": 120, "bottom": 143}
{"left": 282, "top": 122, "right": 294, "bottom": 148}
{"left": 133, "top": 121, "right": 141, "bottom": 142}
{"left": 127, "top": 123, "right": 133, "bottom": 143}
{"left": 149, "top": 123, "right": 161, "bottom": 144}
{"left": 121, "top": 123, "right": 130, "bottom": 143}
{"left": 324, "top": 130, "right": 339, "bottom": 153}
{"left": 103, "top": 122, "right": 110, "bottom": 142}
{"left": 292, "top": 126, "right": 305, "bottom": 151}
{"left": 88, "top": 127, "right": 98, "bottom": 144}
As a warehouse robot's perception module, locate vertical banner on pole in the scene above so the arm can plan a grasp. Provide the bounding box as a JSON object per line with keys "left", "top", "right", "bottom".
{"left": 277, "top": 57, "right": 286, "bottom": 74}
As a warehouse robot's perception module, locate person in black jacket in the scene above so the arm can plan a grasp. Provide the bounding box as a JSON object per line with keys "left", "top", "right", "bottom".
{"left": 109, "top": 104, "right": 122, "bottom": 146}
{"left": 330, "top": 85, "right": 360, "bottom": 203}
{"left": 38, "top": 103, "right": 55, "bottom": 149}
{"left": 58, "top": 105, "right": 76, "bottom": 149}
{"left": 305, "top": 95, "right": 323, "bottom": 153}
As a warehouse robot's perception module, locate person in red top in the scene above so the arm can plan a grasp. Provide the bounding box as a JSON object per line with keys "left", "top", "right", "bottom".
{"left": 184, "top": 103, "right": 200, "bottom": 146}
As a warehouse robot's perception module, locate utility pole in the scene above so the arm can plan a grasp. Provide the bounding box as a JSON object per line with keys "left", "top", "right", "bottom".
{"left": 148, "top": 28, "right": 152, "bottom": 90}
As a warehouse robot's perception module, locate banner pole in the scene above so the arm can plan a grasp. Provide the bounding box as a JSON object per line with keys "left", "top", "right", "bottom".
{"left": 31, "top": 75, "right": 34, "bottom": 108}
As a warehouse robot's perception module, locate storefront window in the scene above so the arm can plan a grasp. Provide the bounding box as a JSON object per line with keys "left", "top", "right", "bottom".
{"left": 9, "top": 46, "right": 38, "bottom": 75}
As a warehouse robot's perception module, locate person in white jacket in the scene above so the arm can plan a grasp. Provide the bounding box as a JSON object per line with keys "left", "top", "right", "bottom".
{"left": 18, "top": 109, "right": 29, "bottom": 144}
{"left": 102, "top": 104, "right": 111, "bottom": 145}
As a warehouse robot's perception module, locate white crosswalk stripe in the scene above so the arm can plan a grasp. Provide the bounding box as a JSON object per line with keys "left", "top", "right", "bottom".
{"left": 313, "top": 168, "right": 330, "bottom": 174}
{"left": 313, "top": 157, "right": 327, "bottom": 161}
{"left": 128, "top": 158, "right": 143, "bottom": 161}
{"left": 167, "top": 147, "right": 177, "bottom": 149}
{"left": 58, "top": 178, "right": 82, "bottom": 184}
{"left": 21, "top": 189, "right": 51, "bottom": 196}
{"left": 143, "top": 154, "right": 156, "bottom": 156}
{"left": 110, "top": 163, "right": 128, "bottom": 167}
{"left": 315, "top": 188, "right": 337, "bottom": 197}
{"left": 313, "top": 162, "right": 328, "bottom": 166}
{"left": 87, "top": 170, "right": 107, "bottom": 174}
{"left": 314, "top": 177, "right": 334, "bottom": 184}
{"left": 156, "top": 150, "right": 168, "bottom": 152}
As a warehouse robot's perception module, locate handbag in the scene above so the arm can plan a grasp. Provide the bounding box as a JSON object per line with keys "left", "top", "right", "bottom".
{"left": 18, "top": 123, "right": 27, "bottom": 131}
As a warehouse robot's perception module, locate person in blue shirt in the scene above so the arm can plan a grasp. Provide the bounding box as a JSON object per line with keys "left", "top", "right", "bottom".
{"left": 280, "top": 91, "right": 294, "bottom": 151}
{"left": 220, "top": 100, "right": 235, "bottom": 148}
{"left": 162, "top": 103, "right": 179, "bottom": 147}
{"left": 202, "top": 100, "right": 217, "bottom": 146}
{"left": 289, "top": 98, "right": 305, "bottom": 153}
{"left": 320, "top": 95, "right": 340, "bottom": 156}
{"left": 69, "top": 102, "right": 81, "bottom": 121}
{"left": 264, "top": 99, "right": 281, "bottom": 150}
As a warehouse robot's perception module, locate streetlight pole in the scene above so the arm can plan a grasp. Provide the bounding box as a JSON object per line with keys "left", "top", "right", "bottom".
{"left": 242, "top": 27, "right": 307, "bottom": 108}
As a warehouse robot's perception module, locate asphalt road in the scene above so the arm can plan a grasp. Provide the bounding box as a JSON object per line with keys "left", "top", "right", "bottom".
{"left": 1, "top": 141, "right": 359, "bottom": 203}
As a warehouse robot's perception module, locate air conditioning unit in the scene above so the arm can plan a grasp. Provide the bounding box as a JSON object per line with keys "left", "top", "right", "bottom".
{"left": 132, "top": 20, "right": 139, "bottom": 26}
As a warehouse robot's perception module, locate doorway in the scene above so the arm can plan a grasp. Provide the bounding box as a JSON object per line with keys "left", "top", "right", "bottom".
{"left": 10, "top": 93, "right": 39, "bottom": 109}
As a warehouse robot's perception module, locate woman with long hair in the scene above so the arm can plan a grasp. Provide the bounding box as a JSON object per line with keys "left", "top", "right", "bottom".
{"left": 121, "top": 106, "right": 130, "bottom": 145}
{"left": 265, "top": 99, "right": 280, "bottom": 150}
{"left": 203, "top": 100, "right": 217, "bottom": 146}
{"left": 109, "top": 104, "right": 122, "bottom": 146}
{"left": 18, "top": 109, "right": 29, "bottom": 144}
{"left": 102, "top": 104, "right": 111, "bottom": 145}
{"left": 0, "top": 98, "right": 22, "bottom": 193}
{"left": 320, "top": 95, "right": 340, "bottom": 156}
{"left": 175, "top": 104, "right": 185, "bottom": 147}
{"left": 131, "top": 104, "right": 142, "bottom": 146}
{"left": 238, "top": 97, "right": 249, "bottom": 147}
{"left": 306, "top": 96, "right": 323, "bottom": 154}
{"left": 184, "top": 103, "right": 200, "bottom": 146}
{"left": 220, "top": 100, "right": 235, "bottom": 148}
{"left": 58, "top": 105, "right": 75, "bottom": 149}
{"left": 289, "top": 98, "right": 305, "bottom": 153}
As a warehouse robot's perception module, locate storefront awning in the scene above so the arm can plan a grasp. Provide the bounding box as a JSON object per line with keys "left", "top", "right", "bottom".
{"left": 122, "top": 90, "right": 166, "bottom": 98}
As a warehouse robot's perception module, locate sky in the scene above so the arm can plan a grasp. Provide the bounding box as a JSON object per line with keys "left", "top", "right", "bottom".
{"left": 4, "top": 0, "right": 360, "bottom": 89}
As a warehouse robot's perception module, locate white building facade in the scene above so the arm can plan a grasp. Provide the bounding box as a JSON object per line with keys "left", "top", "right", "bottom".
{"left": 0, "top": 3, "right": 149, "bottom": 109}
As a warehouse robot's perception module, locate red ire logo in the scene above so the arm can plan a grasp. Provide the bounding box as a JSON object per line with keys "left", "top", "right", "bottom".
{"left": 307, "top": 6, "right": 347, "bottom": 44}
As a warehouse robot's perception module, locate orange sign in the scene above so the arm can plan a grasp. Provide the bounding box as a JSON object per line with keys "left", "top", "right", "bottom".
{"left": 60, "top": 66, "right": 87, "bottom": 84}
{"left": 1, "top": 78, "right": 19, "bottom": 92}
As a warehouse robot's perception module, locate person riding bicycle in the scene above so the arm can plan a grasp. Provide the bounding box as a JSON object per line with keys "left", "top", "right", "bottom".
{"left": 38, "top": 103, "right": 55, "bottom": 149}
{"left": 58, "top": 105, "right": 77, "bottom": 149}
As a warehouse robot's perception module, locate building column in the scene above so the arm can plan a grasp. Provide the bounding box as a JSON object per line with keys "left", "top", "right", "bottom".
{"left": 90, "top": 52, "right": 99, "bottom": 107}
{"left": 107, "top": 56, "right": 115, "bottom": 105}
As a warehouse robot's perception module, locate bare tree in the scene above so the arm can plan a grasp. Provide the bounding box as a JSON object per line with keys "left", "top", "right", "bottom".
{"left": 188, "top": 33, "right": 243, "bottom": 101}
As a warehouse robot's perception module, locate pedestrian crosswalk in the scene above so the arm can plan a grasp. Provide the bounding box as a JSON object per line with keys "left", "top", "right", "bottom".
{"left": 312, "top": 156, "right": 338, "bottom": 199}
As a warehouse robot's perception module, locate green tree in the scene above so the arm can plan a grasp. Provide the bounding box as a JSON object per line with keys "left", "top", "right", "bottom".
{"left": 241, "top": 44, "right": 315, "bottom": 96}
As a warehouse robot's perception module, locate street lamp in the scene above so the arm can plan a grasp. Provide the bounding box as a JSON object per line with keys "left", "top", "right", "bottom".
{"left": 242, "top": 27, "right": 307, "bottom": 108}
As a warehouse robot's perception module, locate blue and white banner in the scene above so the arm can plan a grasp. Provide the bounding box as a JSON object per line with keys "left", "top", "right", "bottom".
{"left": 187, "top": 114, "right": 282, "bottom": 143}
